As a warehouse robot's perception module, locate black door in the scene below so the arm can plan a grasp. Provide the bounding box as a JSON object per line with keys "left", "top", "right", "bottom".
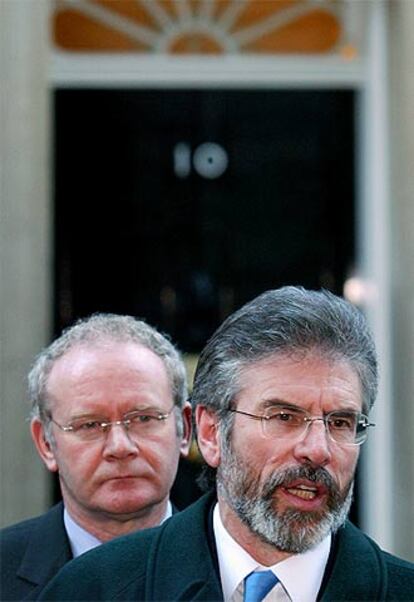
{"left": 54, "top": 88, "right": 355, "bottom": 352}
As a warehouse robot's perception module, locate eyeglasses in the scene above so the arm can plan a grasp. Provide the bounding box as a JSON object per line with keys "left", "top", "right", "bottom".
{"left": 228, "top": 405, "right": 375, "bottom": 446}
{"left": 50, "top": 408, "right": 175, "bottom": 442}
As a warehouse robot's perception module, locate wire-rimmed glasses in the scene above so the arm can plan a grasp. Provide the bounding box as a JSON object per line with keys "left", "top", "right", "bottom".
{"left": 228, "top": 404, "right": 375, "bottom": 446}
{"left": 49, "top": 407, "right": 175, "bottom": 442}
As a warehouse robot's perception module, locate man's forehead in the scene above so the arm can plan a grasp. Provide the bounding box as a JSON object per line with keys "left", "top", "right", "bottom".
{"left": 45, "top": 342, "right": 174, "bottom": 417}
{"left": 236, "top": 351, "right": 362, "bottom": 396}
{"left": 46, "top": 340, "right": 169, "bottom": 393}
{"left": 53, "top": 340, "right": 158, "bottom": 367}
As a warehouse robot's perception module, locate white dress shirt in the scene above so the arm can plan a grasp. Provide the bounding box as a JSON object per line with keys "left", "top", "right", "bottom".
{"left": 64, "top": 500, "right": 173, "bottom": 558}
{"left": 213, "top": 504, "right": 331, "bottom": 602}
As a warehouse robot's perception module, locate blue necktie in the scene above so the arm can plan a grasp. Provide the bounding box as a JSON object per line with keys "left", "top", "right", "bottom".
{"left": 243, "top": 570, "right": 279, "bottom": 602}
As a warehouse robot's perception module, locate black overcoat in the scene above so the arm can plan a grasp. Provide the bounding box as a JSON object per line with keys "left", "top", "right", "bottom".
{"left": 39, "top": 493, "right": 414, "bottom": 601}
{"left": 0, "top": 503, "right": 72, "bottom": 601}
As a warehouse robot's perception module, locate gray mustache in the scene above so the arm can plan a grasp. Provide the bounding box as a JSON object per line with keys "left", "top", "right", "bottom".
{"left": 263, "top": 465, "right": 338, "bottom": 497}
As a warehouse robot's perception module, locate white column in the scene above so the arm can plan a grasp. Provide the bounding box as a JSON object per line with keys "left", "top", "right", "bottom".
{"left": 358, "top": 0, "right": 394, "bottom": 552}
{"left": 0, "top": 0, "right": 52, "bottom": 526}
{"left": 388, "top": 0, "right": 414, "bottom": 562}
{"left": 359, "top": 0, "right": 414, "bottom": 563}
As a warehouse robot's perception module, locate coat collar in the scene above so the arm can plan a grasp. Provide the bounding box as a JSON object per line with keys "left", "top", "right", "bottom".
{"left": 147, "top": 491, "right": 224, "bottom": 601}
{"left": 319, "top": 521, "right": 386, "bottom": 601}
{"left": 17, "top": 503, "right": 72, "bottom": 589}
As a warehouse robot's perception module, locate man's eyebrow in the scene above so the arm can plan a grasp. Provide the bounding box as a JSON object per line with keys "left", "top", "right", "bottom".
{"left": 125, "top": 406, "right": 164, "bottom": 414}
{"left": 66, "top": 412, "right": 108, "bottom": 422}
{"left": 71, "top": 404, "right": 162, "bottom": 417}
{"left": 260, "top": 399, "right": 362, "bottom": 414}
{"left": 260, "top": 399, "right": 303, "bottom": 411}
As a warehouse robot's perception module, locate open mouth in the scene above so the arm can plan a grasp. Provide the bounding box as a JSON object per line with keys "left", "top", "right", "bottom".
{"left": 285, "top": 485, "right": 318, "bottom": 500}
{"left": 278, "top": 479, "right": 329, "bottom": 508}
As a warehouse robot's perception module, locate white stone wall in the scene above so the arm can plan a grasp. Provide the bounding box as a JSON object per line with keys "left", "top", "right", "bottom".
{"left": 388, "top": 0, "right": 414, "bottom": 562}
{"left": 0, "top": 0, "right": 52, "bottom": 526}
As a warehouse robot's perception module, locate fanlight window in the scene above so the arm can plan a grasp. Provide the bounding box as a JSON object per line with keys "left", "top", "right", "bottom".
{"left": 53, "top": 0, "right": 349, "bottom": 55}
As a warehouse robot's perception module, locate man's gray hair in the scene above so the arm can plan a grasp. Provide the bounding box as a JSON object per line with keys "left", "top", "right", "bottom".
{"left": 29, "top": 314, "right": 188, "bottom": 430}
{"left": 192, "top": 285, "right": 378, "bottom": 418}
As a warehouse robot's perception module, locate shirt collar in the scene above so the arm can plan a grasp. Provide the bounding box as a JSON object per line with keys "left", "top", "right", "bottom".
{"left": 213, "top": 503, "right": 331, "bottom": 602}
{"left": 63, "top": 508, "right": 101, "bottom": 558}
{"left": 64, "top": 500, "right": 173, "bottom": 558}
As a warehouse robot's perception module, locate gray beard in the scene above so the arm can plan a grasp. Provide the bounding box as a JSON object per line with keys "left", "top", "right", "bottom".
{"left": 217, "top": 444, "right": 354, "bottom": 554}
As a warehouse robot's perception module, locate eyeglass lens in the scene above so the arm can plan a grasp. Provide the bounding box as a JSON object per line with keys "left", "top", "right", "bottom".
{"left": 64, "top": 411, "right": 170, "bottom": 441}
{"left": 262, "top": 409, "right": 368, "bottom": 445}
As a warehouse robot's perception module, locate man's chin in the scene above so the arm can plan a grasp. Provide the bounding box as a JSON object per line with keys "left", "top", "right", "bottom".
{"left": 95, "top": 491, "right": 157, "bottom": 518}
{"left": 246, "top": 507, "right": 334, "bottom": 554}
{"left": 235, "top": 484, "right": 353, "bottom": 554}
{"left": 96, "top": 503, "right": 152, "bottom": 522}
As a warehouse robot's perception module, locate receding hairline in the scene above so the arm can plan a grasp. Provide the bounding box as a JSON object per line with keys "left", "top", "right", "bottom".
{"left": 45, "top": 338, "right": 173, "bottom": 384}
{"left": 48, "top": 337, "right": 171, "bottom": 360}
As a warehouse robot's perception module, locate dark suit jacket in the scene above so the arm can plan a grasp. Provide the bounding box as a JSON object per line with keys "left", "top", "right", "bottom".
{"left": 0, "top": 503, "right": 72, "bottom": 601}
{"left": 39, "top": 492, "right": 414, "bottom": 601}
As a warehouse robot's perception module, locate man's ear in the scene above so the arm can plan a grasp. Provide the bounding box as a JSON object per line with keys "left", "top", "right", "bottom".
{"left": 179, "top": 401, "right": 192, "bottom": 457}
{"left": 30, "top": 418, "right": 59, "bottom": 473}
{"left": 195, "top": 405, "right": 221, "bottom": 468}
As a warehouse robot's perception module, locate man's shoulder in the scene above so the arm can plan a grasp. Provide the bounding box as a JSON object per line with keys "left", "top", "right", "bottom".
{"left": 383, "top": 550, "right": 414, "bottom": 571}
{"left": 39, "top": 493, "right": 217, "bottom": 601}
{"left": 382, "top": 549, "right": 414, "bottom": 595}
{"left": 340, "top": 521, "right": 414, "bottom": 571}
{"left": 0, "top": 504, "right": 69, "bottom": 601}
{"left": 0, "top": 503, "right": 64, "bottom": 549}
{"left": 324, "top": 521, "right": 414, "bottom": 600}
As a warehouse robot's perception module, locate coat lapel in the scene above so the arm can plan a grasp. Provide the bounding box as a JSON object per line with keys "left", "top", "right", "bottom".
{"left": 319, "top": 521, "right": 386, "bottom": 601}
{"left": 147, "top": 492, "right": 224, "bottom": 601}
{"left": 17, "top": 503, "right": 72, "bottom": 593}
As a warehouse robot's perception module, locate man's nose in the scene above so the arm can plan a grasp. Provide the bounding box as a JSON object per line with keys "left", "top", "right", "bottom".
{"left": 102, "top": 422, "right": 139, "bottom": 459}
{"left": 293, "top": 419, "right": 332, "bottom": 467}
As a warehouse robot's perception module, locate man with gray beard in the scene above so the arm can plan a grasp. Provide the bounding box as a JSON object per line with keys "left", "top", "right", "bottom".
{"left": 40, "top": 287, "right": 414, "bottom": 601}
{"left": 217, "top": 445, "right": 353, "bottom": 556}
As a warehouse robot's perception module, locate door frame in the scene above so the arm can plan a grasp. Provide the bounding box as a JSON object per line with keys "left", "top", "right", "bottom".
{"left": 49, "top": 2, "right": 393, "bottom": 552}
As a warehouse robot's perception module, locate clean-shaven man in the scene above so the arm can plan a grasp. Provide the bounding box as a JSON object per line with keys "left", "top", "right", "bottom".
{"left": 0, "top": 314, "right": 191, "bottom": 600}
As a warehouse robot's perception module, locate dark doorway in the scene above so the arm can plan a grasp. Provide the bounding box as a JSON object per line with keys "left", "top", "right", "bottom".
{"left": 53, "top": 88, "right": 356, "bottom": 514}
{"left": 54, "top": 88, "right": 354, "bottom": 348}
